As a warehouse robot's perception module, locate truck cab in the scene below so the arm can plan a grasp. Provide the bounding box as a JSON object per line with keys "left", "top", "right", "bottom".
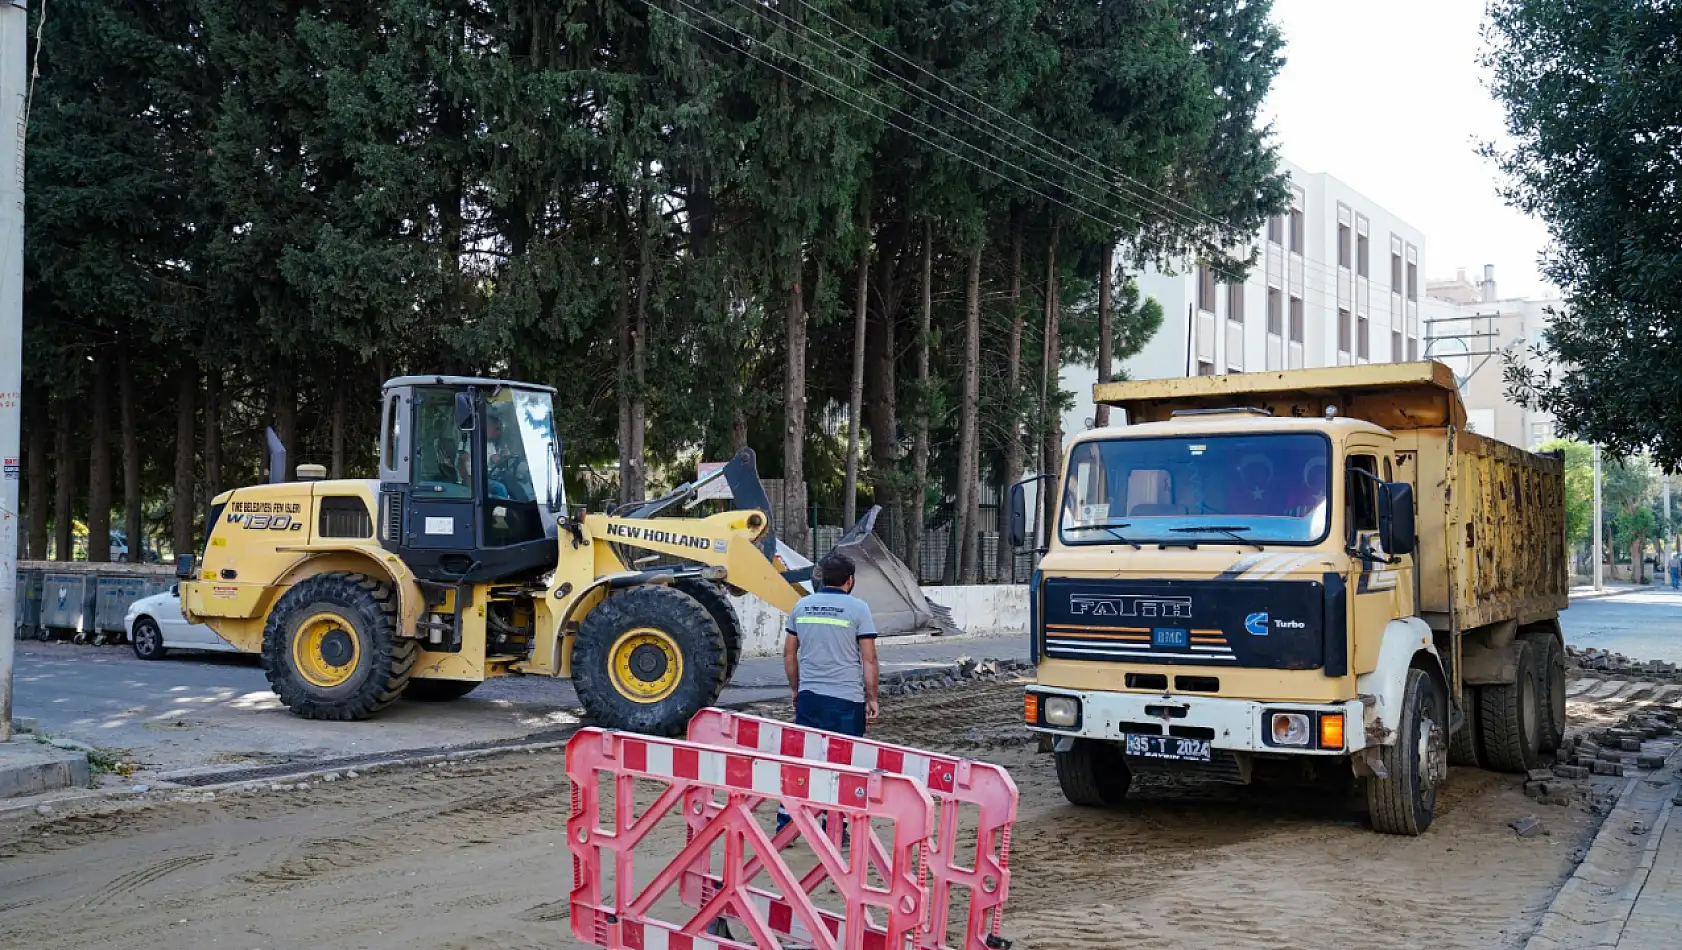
{"left": 1018, "top": 363, "right": 1567, "bottom": 836}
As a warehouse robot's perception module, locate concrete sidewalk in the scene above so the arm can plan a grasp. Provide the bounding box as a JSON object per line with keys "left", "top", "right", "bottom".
{"left": 1618, "top": 795, "right": 1682, "bottom": 948}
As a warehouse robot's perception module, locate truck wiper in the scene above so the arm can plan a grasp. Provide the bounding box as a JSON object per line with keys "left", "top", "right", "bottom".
{"left": 1064, "top": 522, "right": 1141, "bottom": 549}
{"left": 1168, "top": 525, "right": 1265, "bottom": 552}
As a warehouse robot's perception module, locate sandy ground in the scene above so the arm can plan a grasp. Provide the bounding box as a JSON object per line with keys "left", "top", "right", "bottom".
{"left": 0, "top": 676, "right": 1661, "bottom": 950}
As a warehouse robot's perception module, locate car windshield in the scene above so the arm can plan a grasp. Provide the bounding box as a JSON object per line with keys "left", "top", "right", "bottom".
{"left": 1058, "top": 432, "right": 1332, "bottom": 545}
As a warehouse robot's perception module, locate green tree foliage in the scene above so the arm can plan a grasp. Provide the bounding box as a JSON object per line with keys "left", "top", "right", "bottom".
{"left": 1486, "top": 0, "right": 1682, "bottom": 467}
{"left": 23, "top": 0, "right": 1286, "bottom": 560}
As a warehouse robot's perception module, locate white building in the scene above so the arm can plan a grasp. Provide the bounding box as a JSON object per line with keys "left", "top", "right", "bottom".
{"left": 1423, "top": 265, "right": 1562, "bottom": 450}
{"left": 1063, "top": 159, "right": 1427, "bottom": 434}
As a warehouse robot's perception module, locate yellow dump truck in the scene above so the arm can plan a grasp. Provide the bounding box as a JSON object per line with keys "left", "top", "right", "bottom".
{"left": 1014, "top": 362, "right": 1568, "bottom": 835}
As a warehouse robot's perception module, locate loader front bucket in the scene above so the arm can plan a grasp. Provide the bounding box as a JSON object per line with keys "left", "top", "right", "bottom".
{"left": 820, "top": 506, "right": 961, "bottom": 638}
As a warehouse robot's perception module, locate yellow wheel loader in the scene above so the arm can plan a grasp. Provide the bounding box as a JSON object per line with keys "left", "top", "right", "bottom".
{"left": 178, "top": 375, "right": 827, "bottom": 735}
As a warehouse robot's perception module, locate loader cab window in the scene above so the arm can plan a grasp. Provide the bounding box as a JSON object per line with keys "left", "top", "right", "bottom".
{"left": 413, "top": 390, "right": 473, "bottom": 499}
{"left": 480, "top": 387, "right": 560, "bottom": 547}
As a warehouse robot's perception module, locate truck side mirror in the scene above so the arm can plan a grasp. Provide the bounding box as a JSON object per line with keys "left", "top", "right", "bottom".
{"left": 455, "top": 391, "right": 477, "bottom": 431}
{"left": 1007, "top": 482, "right": 1028, "bottom": 550}
{"left": 175, "top": 553, "right": 196, "bottom": 580}
{"left": 1380, "top": 482, "right": 1416, "bottom": 556}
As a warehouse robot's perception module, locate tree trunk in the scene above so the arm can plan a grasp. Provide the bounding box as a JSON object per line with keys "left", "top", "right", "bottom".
{"left": 329, "top": 370, "right": 346, "bottom": 479}
{"left": 26, "top": 390, "right": 48, "bottom": 559}
{"left": 616, "top": 237, "right": 634, "bottom": 506}
{"left": 957, "top": 245, "right": 982, "bottom": 584}
{"left": 121, "top": 351, "right": 142, "bottom": 561}
{"left": 629, "top": 192, "right": 651, "bottom": 502}
{"left": 273, "top": 368, "right": 297, "bottom": 483}
{"left": 907, "top": 224, "right": 932, "bottom": 583}
{"left": 1003, "top": 214, "right": 1025, "bottom": 581}
{"left": 202, "top": 367, "right": 222, "bottom": 503}
{"left": 52, "top": 394, "right": 76, "bottom": 560}
{"left": 1039, "top": 220, "right": 1062, "bottom": 547}
{"left": 783, "top": 254, "right": 811, "bottom": 557}
{"left": 1094, "top": 244, "right": 1114, "bottom": 428}
{"left": 173, "top": 368, "right": 197, "bottom": 556}
{"left": 87, "top": 366, "right": 112, "bottom": 562}
{"left": 842, "top": 197, "right": 872, "bottom": 529}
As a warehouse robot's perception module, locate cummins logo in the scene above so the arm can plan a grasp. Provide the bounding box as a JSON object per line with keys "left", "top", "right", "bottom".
{"left": 1068, "top": 594, "right": 1192, "bottom": 620}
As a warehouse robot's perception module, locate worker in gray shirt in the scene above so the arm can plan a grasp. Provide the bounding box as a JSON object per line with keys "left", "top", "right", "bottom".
{"left": 776, "top": 551, "right": 880, "bottom": 835}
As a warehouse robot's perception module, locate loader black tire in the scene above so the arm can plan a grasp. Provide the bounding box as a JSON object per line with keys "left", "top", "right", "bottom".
{"left": 1447, "top": 685, "right": 1485, "bottom": 768}
{"left": 261, "top": 572, "right": 416, "bottom": 721}
{"left": 1366, "top": 668, "right": 1449, "bottom": 836}
{"left": 674, "top": 579, "right": 744, "bottom": 685}
{"left": 403, "top": 678, "right": 481, "bottom": 702}
{"left": 1480, "top": 638, "right": 1544, "bottom": 773}
{"left": 1521, "top": 628, "right": 1567, "bottom": 754}
{"left": 572, "top": 585, "right": 728, "bottom": 737}
{"left": 1055, "top": 739, "right": 1131, "bottom": 807}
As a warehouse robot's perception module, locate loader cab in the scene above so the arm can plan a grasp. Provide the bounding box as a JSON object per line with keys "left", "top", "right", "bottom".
{"left": 377, "top": 376, "right": 562, "bottom": 583}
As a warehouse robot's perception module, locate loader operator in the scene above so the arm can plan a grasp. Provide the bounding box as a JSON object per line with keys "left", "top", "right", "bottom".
{"left": 777, "top": 552, "right": 881, "bottom": 835}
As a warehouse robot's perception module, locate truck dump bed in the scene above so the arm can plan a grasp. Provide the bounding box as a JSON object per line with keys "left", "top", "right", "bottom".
{"left": 1094, "top": 361, "right": 1568, "bottom": 635}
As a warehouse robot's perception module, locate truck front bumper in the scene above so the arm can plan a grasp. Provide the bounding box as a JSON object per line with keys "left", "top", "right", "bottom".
{"left": 1025, "top": 687, "right": 1368, "bottom": 755}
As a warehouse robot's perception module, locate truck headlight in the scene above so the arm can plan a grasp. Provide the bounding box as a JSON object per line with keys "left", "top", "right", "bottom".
{"left": 1269, "top": 712, "right": 1311, "bottom": 746}
{"left": 1044, "top": 696, "right": 1080, "bottom": 728}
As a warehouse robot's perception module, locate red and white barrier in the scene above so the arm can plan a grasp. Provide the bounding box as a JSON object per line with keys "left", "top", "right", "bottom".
{"left": 684, "top": 710, "right": 1018, "bottom": 950}
{"left": 566, "top": 727, "right": 936, "bottom": 950}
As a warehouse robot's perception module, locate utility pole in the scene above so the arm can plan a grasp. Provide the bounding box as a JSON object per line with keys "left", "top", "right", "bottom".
{"left": 1592, "top": 443, "right": 1603, "bottom": 591}
{"left": 1665, "top": 473, "right": 1672, "bottom": 563}
{"left": 0, "top": 1, "right": 25, "bottom": 743}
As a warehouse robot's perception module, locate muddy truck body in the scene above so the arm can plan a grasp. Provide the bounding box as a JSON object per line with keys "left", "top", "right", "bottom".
{"left": 1015, "top": 361, "right": 1568, "bottom": 834}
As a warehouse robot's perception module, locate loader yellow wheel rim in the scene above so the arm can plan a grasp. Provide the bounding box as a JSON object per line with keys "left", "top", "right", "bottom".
{"left": 609, "top": 628, "right": 683, "bottom": 703}
{"left": 293, "top": 612, "right": 361, "bottom": 689}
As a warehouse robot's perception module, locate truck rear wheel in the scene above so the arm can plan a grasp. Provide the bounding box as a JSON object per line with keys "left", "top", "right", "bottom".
{"left": 673, "top": 579, "right": 744, "bottom": 685}
{"left": 1521, "top": 629, "right": 1567, "bottom": 754}
{"left": 403, "top": 679, "right": 481, "bottom": 702}
{"left": 1447, "top": 686, "right": 1484, "bottom": 768}
{"left": 1480, "top": 639, "right": 1544, "bottom": 773}
{"left": 1055, "top": 739, "right": 1131, "bottom": 807}
{"left": 1366, "top": 668, "right": 1448, "bottom": 836}
{"left": 572, "top": 585, "right": 728, "bottom": 736}
{"left": 262, "top": 572, "right": 417, "bottom": 721}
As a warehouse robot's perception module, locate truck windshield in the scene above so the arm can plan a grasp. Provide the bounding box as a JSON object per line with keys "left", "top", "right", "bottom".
{"left": 1058, "top": 432, "right": 1332, "bottom": 546}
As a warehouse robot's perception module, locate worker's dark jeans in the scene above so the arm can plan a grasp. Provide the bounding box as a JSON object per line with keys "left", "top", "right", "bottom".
{"left": 794, "top": 689, "right": 868, "bottom": 737}
{"left": 777, "top": 691, "right": 867, "bottom": 838}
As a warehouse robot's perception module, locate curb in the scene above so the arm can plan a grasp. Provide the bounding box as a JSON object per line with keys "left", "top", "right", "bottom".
{"left": 1524, "top": 748, "right": 1682, "bottom": 950}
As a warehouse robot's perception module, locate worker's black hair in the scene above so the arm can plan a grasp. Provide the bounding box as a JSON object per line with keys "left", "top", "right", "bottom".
{"left": 817, "top": 552, "right": 855, "bottom": 590}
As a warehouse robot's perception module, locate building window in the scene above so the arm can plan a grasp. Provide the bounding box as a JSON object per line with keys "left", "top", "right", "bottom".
{"left": 1407, "top": 261, "right": 1418, "bottom": 301}
{"left": 1392, "top": 329, "right": 1403, "bottom": 362}
{"left": 1267, "top": 289, "right": 1282, "bottom": 335}
{"left": 1338, "top": 309, "right": 1352, "bottom": 353}
{"left": 1197, "top": 360, "right": 1216, "bottom": 377}
{"left": 1289, "top": 296, "right": 1304, "bottom": 344}
{"left": 1358, "top": 315, "right": 1370, "bottom": 359}
{"left": 1391, "top": 252, "right": 1403, "bottom": 294}
{"left": 1289, "top": 209, "right": 1305, "bottom": 254}
{"left": 1338, "top": 224, "right": 1351, "bottom": 269}
{"left": 1267, "top": 216, "right": 1283, "bottom": 245}
{"left": 1357, "top": 234, "right": 1370, "bottom": 278}
{"left": 1407, "top": 336, "right": 1418, "bottom": 361}
{"left": 1226, "top": 284, "right": 1244, "bottom": 324}
{"left": 1197, "top": 266, "right": 1216, "bottom": 314}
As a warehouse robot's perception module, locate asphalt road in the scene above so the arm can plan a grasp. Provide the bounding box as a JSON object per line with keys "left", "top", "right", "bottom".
{"left": 8, "top": 589, "right": 1674, "bottom": 781}
{"left": 8, "top": 626, "right": 1023, "bottom": 779}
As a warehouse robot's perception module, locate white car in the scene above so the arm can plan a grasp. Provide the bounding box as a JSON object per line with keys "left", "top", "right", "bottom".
{"left": 125, "top": 586, "right": 239, "bottom": 660}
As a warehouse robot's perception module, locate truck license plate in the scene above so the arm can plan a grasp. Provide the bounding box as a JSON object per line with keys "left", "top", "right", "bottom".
{"left": 1124, "top": 734, "right": 1212, "bottom": 762}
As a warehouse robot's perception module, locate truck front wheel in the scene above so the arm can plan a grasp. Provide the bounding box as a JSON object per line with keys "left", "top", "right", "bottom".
{"left": 1366, "top": 668, "right": 1448, "bottom": 836}
{"left": 1055, "top": 738, "right": 1131, "bottom": 807}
